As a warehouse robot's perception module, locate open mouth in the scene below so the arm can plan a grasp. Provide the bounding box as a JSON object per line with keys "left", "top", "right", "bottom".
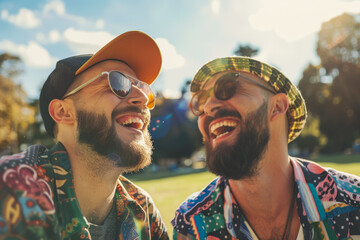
{"left": 116, "top": 116, "right": 144, "bottom": 131}
{"left": 209, "top": 119, "right": 239, "bottom": 140}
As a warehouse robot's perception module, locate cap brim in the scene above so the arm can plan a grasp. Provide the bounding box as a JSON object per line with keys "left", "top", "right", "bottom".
{"left": 75, "top": 31, "right": 162, "bottom": 85}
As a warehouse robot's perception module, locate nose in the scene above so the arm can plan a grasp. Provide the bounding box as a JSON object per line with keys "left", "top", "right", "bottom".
{"left": 202, "top": 93, "right": 223, "bottom": 117}
{"left": 127, "top": 85, "right": 149, "bottom": 109}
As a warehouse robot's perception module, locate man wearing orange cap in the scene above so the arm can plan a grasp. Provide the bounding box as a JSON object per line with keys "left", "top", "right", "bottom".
{"left": 0, "top": 31, "right": 168, "bottom": 240}
{"left": 172, "top": 57, "right": 360, "bottom": 239}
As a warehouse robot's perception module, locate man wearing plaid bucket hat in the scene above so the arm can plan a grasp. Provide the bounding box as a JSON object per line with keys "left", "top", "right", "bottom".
{"left": 0, "top": 31, "right": 169, "bottom": 239}
{"left": 172, "top": 57, "right": 360, "bottom": 239}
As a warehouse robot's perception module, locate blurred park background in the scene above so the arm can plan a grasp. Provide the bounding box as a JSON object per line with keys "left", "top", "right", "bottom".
{"left": 1, "top": 0, "right": 360, "bottom": 236}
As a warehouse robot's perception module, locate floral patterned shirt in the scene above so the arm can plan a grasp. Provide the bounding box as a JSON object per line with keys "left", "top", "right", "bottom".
{"left": 172, "top": 158, "right": 360, "bottom": 239}
{"left": 0, "top": 142, "right": 169, "bottom": 240}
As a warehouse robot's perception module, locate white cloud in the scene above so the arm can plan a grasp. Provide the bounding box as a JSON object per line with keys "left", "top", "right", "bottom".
{"left": 43, "top": 0, "right": 86, "bottom": 25}
{"left": 43, "top": 0, "right": 65, "bottom": 16}
{"left": 1, "top": 8, "right": 41, "bottom": 29}
{"left": 211, "top": 0, "right": 220, "bottom": 15}
{"left": 1, "top": 10, "right": 8, "bottom": 19}
{"left": 155, "top": 38, "right": 185, "bottom": 70}
{"left": 49, "top": 30, "right": 61, "bottom": 43}
{"left": 95, "top": 19, "right": 105, "bottom": 29}
{"left": 0, "top": 40, "right": 57, "bottom": 68}
{"left": 36, "top": 33, "right": 46, "bottom": 43}
{"left": 63, "top": 28, "right": 114, "bottom": 54}
{"left": 36, "top": 30, "right": 61, "bottom": 44}
{"left": 249, "top": 0, "right": 360, "bottom": 42}
{"left": 63, "top": 14, "right": 87, "bottom": 26}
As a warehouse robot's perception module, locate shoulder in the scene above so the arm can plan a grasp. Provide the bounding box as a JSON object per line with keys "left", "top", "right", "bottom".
{"left": 294, "top": 158, "right": 360, "bottom": 206}
{"left": 171, "top": 177, "right": 224, "bottom": 235}
{"left": 175, "top": 177, "right": 222, "bottom": 215}
{"left": 119, "top": 175, "right": 153, "bottom": 202}
{"left": 118, "top": 176, "right": 158, "bottom": 216}
{"left": 118, "top": 176, "right": 169, "bottom": 239}
{"left": 0, "top": 145, "right": 56, "bottom": 238}
{"left": 0, "top": 145, "right": 53, "bottom": 198}
{"left": 0, "top": 144, "right": 48, "bottom": 171}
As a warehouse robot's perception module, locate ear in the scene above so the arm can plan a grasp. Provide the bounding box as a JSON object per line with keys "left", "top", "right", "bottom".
{"left": 269, "top": 93, "right": 289, "bottom": 121}
{"left": 48, "top": 99, "right": 76, "bottom": 125}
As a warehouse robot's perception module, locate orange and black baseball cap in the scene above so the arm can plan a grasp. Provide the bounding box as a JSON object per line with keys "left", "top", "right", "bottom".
{"left": 40, "top": 31, "right": 162, "bottom": 137}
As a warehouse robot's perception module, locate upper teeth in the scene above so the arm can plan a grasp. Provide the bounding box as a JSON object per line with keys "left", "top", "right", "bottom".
{"left": 120, "top": 117, "right": 144, "bottom": 129}
{"left": 210, "top": 120, "right": 237, "bottom": 134}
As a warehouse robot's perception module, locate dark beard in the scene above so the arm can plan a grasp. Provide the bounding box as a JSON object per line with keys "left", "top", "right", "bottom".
{"left": 76, "top": 107, "right": 153, "bottom": 172}
{"left": 206, "top": 101, "right": 269, "bottom": 180}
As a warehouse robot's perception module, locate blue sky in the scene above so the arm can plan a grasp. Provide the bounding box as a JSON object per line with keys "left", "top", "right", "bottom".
{"left": 1, "top": 0, "right": 360, "bottom": 100}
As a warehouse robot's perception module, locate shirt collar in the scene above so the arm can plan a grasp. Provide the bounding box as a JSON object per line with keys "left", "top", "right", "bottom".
{"left": 46, "top": 142, "right": 146, "bottom": 238}
{"left": 222, "top": 158, "right": 319, "bottom": 238}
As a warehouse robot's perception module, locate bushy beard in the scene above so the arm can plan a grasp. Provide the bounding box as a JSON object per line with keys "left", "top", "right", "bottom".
{"left": 76, "top": 107, "right": 153, "bottom": 173}
{"left": 205, "top": 102, "right": 270, "bottom": 180}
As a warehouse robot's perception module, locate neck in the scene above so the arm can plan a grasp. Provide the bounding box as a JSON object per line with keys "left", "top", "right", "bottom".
{"left": 229, "top": 153, "right": 293, "bottom": 216}
{"left": 65, "top": 142, "right": 122, "bottom": 224}
{"left": 228, "top": 150, "right": 300, "bottom": 239}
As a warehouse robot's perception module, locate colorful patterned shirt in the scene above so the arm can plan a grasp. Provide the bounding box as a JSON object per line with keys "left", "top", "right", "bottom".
{"left": 0, "top": 143, "right": 169, "bottom": 240}
{"left": 172, "top": 158, "right": 360, "bottom": 239}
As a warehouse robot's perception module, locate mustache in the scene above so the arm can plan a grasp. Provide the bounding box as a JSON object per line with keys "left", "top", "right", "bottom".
{"left": 111, "top": 106, "right": 151, "bottom": 125}
{"left": 204, "top": 109, "right": 242, "bottom": 136}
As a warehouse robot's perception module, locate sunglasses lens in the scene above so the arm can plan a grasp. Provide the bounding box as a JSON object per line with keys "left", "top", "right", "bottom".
{"left": 215, "top": 73, "right": 237, "bottom": 100}
{"left": 190, "top": 91, "right": 207, "bottom": 116}
{"left": 109, "top": 71, "right": 156, "bottom": 109}
{"left": 190, "top": 73, "right": 239, "bottom": 116}
{"left": 147, "top": 92, "right": 156, "bottom": 110}
{"left": 108, "top": 71, "right": 131, "bottom": 98}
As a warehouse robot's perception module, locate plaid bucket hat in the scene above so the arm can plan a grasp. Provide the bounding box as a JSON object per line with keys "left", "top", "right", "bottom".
{"left": 190, "top": 57, "right": 307, "bottom": 143}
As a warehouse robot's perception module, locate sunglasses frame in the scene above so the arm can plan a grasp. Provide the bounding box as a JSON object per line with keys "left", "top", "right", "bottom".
{"left": 190, "top": 72, "right": 276, "bottom": 116}
{"left": 62, "top": 71, "right": 155, "bottom": 109}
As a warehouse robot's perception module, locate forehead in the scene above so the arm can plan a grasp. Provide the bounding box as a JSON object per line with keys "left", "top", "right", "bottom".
{"left": 202, "top": 71, "right": 265, "bottom": 90}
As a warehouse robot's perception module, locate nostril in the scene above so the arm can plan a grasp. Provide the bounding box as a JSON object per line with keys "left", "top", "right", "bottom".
{"left": 208, "top": 105, "right": 221, "bottom": 114}
{"left": 127, "top": 86, "right": 149, "bottom": 107}
{"left": 211, "top": 106, "right": 221, "bottom": 112}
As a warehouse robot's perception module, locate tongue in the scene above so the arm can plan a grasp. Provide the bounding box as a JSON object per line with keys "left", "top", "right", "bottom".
{"left": 213, "top": 126, "right": 234, "bottom": 136}
{"left": 123, "top": 122, "right": 142, "bottom": 129}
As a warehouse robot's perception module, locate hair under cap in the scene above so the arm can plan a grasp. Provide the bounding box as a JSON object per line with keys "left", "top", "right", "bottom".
{"left": 190, "top": 56, "right": 307, "bottom": 143}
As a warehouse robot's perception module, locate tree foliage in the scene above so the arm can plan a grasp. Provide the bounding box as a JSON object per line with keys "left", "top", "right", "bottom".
{"left": 298, "top": 13, "right": 360, "bottom": 152}
{"left": 0, "top": 53, "right": 35, "bottom": 154}
{"left": 234, "top": 44, "right": 259, "bottom": 57}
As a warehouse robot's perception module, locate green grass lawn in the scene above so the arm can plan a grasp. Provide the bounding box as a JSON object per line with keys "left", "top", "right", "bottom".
{"left": 130, "top": 154, "right": 360, "bottom": 237}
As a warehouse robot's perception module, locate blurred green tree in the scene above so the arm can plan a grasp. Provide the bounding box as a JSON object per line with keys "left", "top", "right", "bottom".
{"left": 298, "top": 13, "right": 360, "bottom": 152}
{"left": 26, "top": 97, "right": 55, "bottom": 148}
{"left": 0, "top": 53, "right": 35, "bottom": 154}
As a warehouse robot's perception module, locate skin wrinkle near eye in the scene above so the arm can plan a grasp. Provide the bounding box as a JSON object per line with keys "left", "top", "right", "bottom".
{"left": 65, "top": 74, "right": 108, "bottom": 102}
{"left": 72, "top": 81, "right": 111, "bottom": 108}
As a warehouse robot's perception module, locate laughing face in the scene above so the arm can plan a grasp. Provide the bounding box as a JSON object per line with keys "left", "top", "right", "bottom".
{"left": 77, "top": 107, "right": 152, "bottom": 172}
{"left": 197, "top": 71, "right": 271, "bottom": 180}
{"left": 70, "top": 60, "right": 153, "bottom": 172}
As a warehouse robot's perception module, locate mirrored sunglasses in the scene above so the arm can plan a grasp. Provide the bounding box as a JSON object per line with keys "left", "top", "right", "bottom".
{"left": 189, "top": 72, "right": 276, "bottom": 116}
{"left": 62, "top": 71, "right": 155, "bottom": 109}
